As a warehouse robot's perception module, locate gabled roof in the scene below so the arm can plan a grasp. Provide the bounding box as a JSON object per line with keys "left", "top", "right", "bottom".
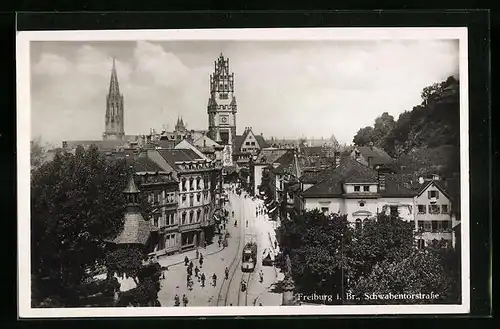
{"left": 303, "top": 156, "right": 415, "bottom": 198}
{"left": 157, "top": 148, "right": 204, "bottom": 171}
{"left": 255, "top": 135, "right": 269, "bottom": 148}
{"left": 416, "top": 179, "right": 453, "bottom": 200}
{"left": 355, "top": 146, "right": 394, "bottom": 166}
{"left": 254, "top": 148, "right": 288, "bottom": 165}
{"left": 302, "top": 146, "right": 324, "bottom": 157}
{"left": 113, "top": 212, "right": 152, "bottom": 245}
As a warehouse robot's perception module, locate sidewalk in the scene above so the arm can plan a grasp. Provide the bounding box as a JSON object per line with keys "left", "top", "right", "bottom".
{"left": 157, "top": 240, "right": 225, "bottom": 270}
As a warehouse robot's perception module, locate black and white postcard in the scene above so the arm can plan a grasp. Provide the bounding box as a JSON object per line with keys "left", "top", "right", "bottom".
{"left": 17, "top": 27, "right": 469, "bottom": 317}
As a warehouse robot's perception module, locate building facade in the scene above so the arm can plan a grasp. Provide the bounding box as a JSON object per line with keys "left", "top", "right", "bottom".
{"left": 146, "top": 148, "right": 218, "bottom": 250}
{"left": 301, "top": 156, "right": 416, "bottom": 227}
{"left": 414, "top": 179, "right": 454, "bottom": 248}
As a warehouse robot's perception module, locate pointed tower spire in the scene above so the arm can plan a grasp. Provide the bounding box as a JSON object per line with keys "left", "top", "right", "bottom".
{"left": 123, "top": 172, "right": 141, "bottom": 213}
{"left": 109, "top": 57, "right": 120, "bottom": 95}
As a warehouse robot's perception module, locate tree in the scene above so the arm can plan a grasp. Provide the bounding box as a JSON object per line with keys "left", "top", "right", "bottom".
{"left": 353, "top": 126, "right": 374, "bottom": 146}
{"left": 31, "top": 137, "right": 47, "bottom": 171}
{"left": 278, "top": 210, "right": 350, "bottom": 300}
{"left": 31, "top": 145, "right": 152, "bottom": 306}
{"left": 350, "top": 249, "right": 457, "bottom": 304}
{"left": 345, "top": 214, "right": 415, "bottom": 285}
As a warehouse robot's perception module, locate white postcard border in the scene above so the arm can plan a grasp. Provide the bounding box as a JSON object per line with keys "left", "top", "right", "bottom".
{"left": 17, "top": 27, "right": 470, "bottom": 318}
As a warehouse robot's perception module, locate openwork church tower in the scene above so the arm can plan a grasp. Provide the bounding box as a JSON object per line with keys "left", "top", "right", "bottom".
{"left": 103, "top": 58, "right": 125, "bottom": 141}
{"left": 207, "top": 53, "right": 237, "bottom": 149}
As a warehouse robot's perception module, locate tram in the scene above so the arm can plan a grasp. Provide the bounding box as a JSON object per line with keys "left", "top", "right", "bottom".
{"left": 241, "top": 242, "right": 257, "bottom": 272}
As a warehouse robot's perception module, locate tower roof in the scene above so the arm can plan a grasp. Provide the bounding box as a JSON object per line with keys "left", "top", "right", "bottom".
{"left": 108, "top": 57, "right": 121, "bottom": 96}
{"left": 123, "top": 174, "right": 140, "bottom": 194}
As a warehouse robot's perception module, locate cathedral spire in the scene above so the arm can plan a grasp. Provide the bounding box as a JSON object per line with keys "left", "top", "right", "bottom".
{"left": 109, "top": 57, "right": 120, "bottom": 95}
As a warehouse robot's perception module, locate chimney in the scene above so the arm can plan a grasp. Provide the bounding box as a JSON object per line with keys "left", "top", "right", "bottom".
{"left": 367, "top": 156, "right": 373, "bottom": 168}
{"left": 368, "top": 141, "right": 374, "bottom": 149}
{"left": 418, "top": 176, "right": 425, "bottom": 184}
{"left": 432, "top": 174, "right": 440, "bottom": 181}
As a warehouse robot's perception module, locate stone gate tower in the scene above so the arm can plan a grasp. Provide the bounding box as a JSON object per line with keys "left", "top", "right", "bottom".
{"left": 103, "top": 58, "right": 125, "bottom": 141}
{"left": 207, "top": 53, "right": 237, "bottom": 165}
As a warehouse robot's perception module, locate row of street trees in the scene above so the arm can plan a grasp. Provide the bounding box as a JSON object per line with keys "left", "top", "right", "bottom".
{"left": 31, "top": 144, "right": 160, "bottom": 307}
{"left": 277, "top": 210, "right": 460, "bottom": 304}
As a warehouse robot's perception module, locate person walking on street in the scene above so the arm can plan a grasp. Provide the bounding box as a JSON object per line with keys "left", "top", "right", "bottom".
{"left": 259, "top": 270, "right": 264, "bottom": 283}
{"left": 182, "top": 294, "right": 188, "bottom": 307}
{"left": 189, "top": 261, "right": 193, "bottom": 270}
{"left": 187, "top": 266, "right": 192, "bottom": 276}
{"left": 194, "top": 266, "right": 200, "bottom": 278}
{"left": 196, "top": 249, "right": 199, "bottom": 260}
{"left": 234, "top": 220, "right": 237, "bottom": 227}
{"left": 199, "top": 256, "right": 204, "bottom": 268}
{"left": 174, "top": 294, "right": 180, "bottom": 306}
{"left": 218, "top": 238, "right": 221, "bottom": 248}
{"left": 225, "top": 266, "right": 229, "bottom": 280}
{"left": 184, "top": 256, "right": 189, "bottom": 266}
{"left": 212, "top": 273, "right": 217, "bottom": 287}
{"left": 200, "top": 273, "right": 206, "bottom": 287}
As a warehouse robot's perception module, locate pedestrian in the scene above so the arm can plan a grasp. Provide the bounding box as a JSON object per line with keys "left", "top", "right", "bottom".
{"left": 259, "top": 303, "right": 263, "bottom": 306}
{"left": 225, "top": 266, "right": 229, "bottom": 280}
{"left": 189, "top": 261, "right": 193, "bottom": 269}
{"left": 199, "top": 257, "right": 204, "bottom": 268}
{"left": 194, "top": 266, "right": 199, "bottom": 278}
{"left": 218, "top": 239, "right": 221, "bottom": 248}
{"left": 184, "top": 256, "right": 189, "bottom": 266}
{"left": 232, "top": 210, "right": 234, "bottom": 218}
{"left": 182, "top": 294, "right": 188, "bottom": 307}
{"left": 187, "top": 266, "right": 192, "bottom": 276}
{"left": 212, "top": 273, "right": 217, "bottom": 287}
{"left": 200, "top": 273, "right": 206, "bottom": 287}
{"left": 174, "top": 294, "right": 180, "bottom": 306}
{"left": 234, "top": 220, "right": 237, "bottom": 227}
{"left": 259, "top": 270, "right": 264, "bottom": 283}
{"left": 196, "top": 249, "right": 199, "bottom": 260}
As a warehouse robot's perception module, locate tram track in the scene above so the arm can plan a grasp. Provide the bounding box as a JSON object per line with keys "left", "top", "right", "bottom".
{"left": 216, "top": 192, "right": 246, "bottom": 306}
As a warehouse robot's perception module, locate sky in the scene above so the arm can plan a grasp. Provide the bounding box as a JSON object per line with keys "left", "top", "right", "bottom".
{"left": 30, "top": 39, "right": 459, "bottom": 147}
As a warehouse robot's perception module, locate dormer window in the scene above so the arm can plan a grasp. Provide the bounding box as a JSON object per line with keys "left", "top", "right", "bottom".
{"left": 354, "top": 186, "right": 361, "bottom": 192}
{"left": 428, "top": 190, "right": 440, "bottom": 199}
{"left": 363, "top": 186, "right": 370, "bottom": 192}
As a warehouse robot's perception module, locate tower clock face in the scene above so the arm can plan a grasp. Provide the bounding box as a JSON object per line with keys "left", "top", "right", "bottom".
{"left": 220, "top": 116, "right": 228, "bottom": 124}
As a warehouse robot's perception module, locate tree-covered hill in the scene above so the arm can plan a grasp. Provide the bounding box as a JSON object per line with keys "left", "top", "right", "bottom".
{"left": 353, "top": 75, "right": 460, "bottom": 178}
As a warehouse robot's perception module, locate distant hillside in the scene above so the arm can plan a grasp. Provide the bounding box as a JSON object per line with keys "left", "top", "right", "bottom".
{"left": 353, "top": 75, "right": 460, "bottom": 178}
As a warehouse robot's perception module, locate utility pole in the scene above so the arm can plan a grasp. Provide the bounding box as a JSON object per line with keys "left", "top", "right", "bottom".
{"left": 341, "top": 232, "right": 344, "bottom": 305}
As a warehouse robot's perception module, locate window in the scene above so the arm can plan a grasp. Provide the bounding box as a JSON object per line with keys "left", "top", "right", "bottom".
{"left": 437, "top": 220, "right": 443, "bottom": 231}
{"left": 442, "top": 220, "right": 451, "bottom": 231}
{"left": 181, "top": 178, "right": 186, "bottom": 191}
{"left": 428, "top": 190, "right": 440, "bottom": 199}
{"left": 182, "top": 194, "right": 187, "bottom": 203}
{"left": 390, "top": 206, "right": 399, "bottom": 218}
{"left": 189, "top": 211, "right": 193, "bottom": 224}
{"left": 245, "top": 141, "right": 250, "bottom": 146}
{"left": 182, "top": 212, "right": 186, "bottom": 225}
{"left": 154, "top": 216, "right": 159, "bottom": 227}
{"left": 197, "top": 193, "right": 201, "bottom": 203}
{"left": 321, "top": 207, "right": 329, "bottom": 214}
{"left": 429, "top": 205, "right": 440, "bottom": 214}
{"left": 355, "top": 219, "right": 362, "bottom": 230}
{"left": 197, "top": 177, "right": 202, "bottom": 189}
{"left": 190, "top": 194, "right": 194, "bottom": 207}
{"left": 418, "top": 220, "right": 424, "bottom": 231}
{"left": 197, "top": 209, "right": 202, "bottom": 222}
{"left": 442, "top": 205, "right": 449, "bottom": 214}
{"left": 354, "top": 186, "right": 360, "bottom": 192}
{"left": 417, "top": 239, "right": 425, "bottom": 249}
{"left": 431, "top": 220, "right": 439, "bottom": 232}
{"left": 157, "top": 192, "right": 161, "bottom": 204}
{"left": 363, "top": 186, "right": 370, "bottom": 192}
{"left": 190, "top": 178, "right": 194, "bottom": 190}
{"left": 424, "top": 221, "right": 432, "bottom": 231}
{"left": 251, "top": 141, "right": 255, "bottom": 146}
{"left": 418, "top": 205, "right": 426, "bottom": 214}
{"left": 359, "top": 201, "right": 365, "bottom": 207}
